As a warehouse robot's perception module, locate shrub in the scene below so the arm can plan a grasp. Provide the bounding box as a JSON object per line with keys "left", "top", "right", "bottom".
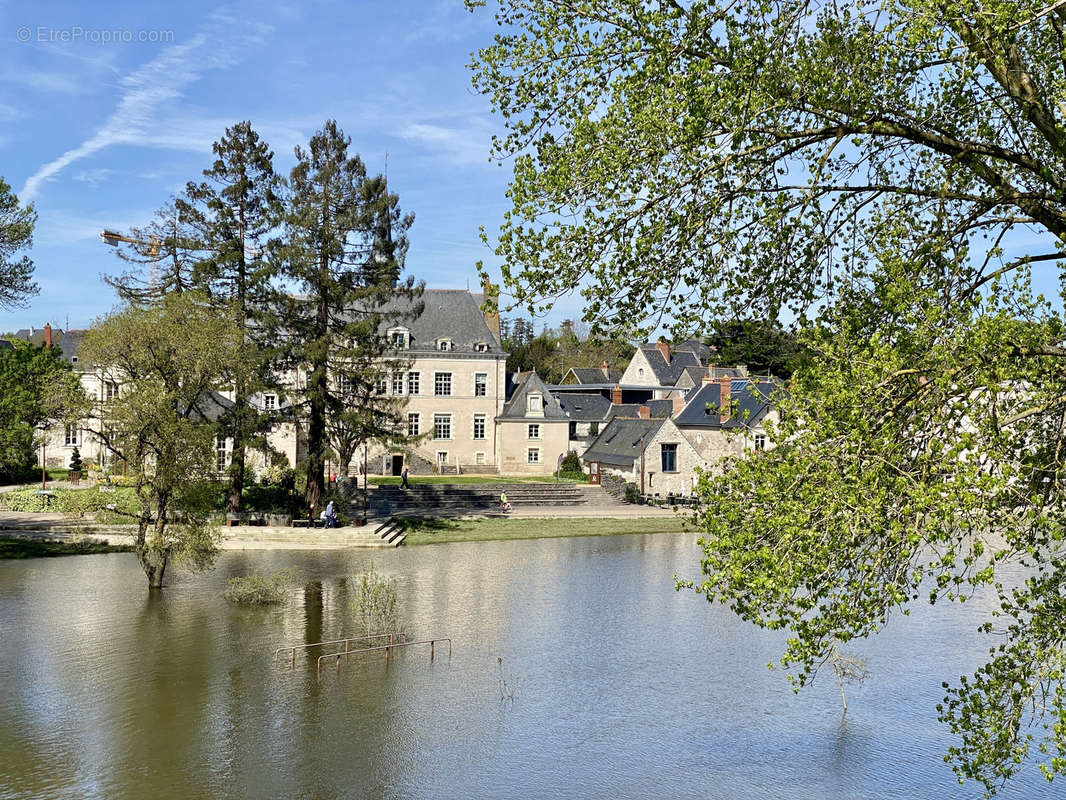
{"left": 350, "top": 566, "right": 401, "bottom": 637}
{"left": 224, "top": 568, "right": 304, "bottom": 605}
{"left": 0, "top": 486, "right": 139, "bottom": 515}
{"left": 623, "top": 482, "right": 642, "bottom": 504}
{"left": 559, "top": 450, "right": 581, "bottom": 473}
{"left": 558, "top": 469, "right": 589, "bottom": 483}
{"left": 68, "top": 447, "right": 83, "bottom": 472}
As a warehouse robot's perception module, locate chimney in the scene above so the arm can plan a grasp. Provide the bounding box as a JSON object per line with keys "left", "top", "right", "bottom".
{"left": 44, "top": 324, "right": 52, "bottom": 349}
{"left": 601, "top": 359, "right": 609, "bottom": 379}
{"left": 637, "top": 404, "right": 651, "bottom": 419}
{"left": 671, "top": 393, "right": 687, "bottom": 417}
{"left": 480, "top": 277, "right": 501, "bottom": 344}
{"left": 719, "top": 375, "right": 732, "bottom": 421}
{"left": 703, "top": 363, "right": 717, "bottom": 386}
{"left": 655, "top": 340, "right": 670, "bottom": 364}
{"left": 736, "top": 363, "right": 749, "bottom": 377}
{"left": 611, "top": 384, "right": 622, "bottom": 405}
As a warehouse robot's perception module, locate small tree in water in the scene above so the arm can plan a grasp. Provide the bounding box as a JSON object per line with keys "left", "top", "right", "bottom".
{"left": 350, "top": 565, "right": 401, "bottom": 639}
{"left": 80, "top": 293, "right": 242, "bottom": 588}
{"left": 828, "top": 642, "right": 872, "bottom": 716}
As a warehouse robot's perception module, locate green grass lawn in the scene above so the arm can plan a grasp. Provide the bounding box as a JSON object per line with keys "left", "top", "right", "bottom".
{"left": 397, "top": 515, "right": 689, "bottom": 545}
{"left": 371, "top": 475, "right": 580, "bottom": 486}
{"left": 0, "top": 536, "right": 133, "bottom": 559}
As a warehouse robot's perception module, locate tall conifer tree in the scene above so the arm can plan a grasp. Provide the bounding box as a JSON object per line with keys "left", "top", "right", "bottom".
{"left": 176, "top": 121, "right": 283, "bottom": 513}
{"left": 280, "top": 120, "right": 420, "bottom": 512}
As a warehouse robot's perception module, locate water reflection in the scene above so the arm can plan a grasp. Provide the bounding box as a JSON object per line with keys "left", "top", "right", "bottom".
{"left": 0, "top": 534, "right": 1055, "bottom": 799}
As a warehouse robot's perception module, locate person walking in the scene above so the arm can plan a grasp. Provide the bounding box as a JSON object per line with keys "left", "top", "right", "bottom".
{"left": 401, "top": 466, "right": 409, "bottom": 489}
{"left": 500, "top": 490, "right": 511, "bottom": 513}
{"left": 324, "top": 500, "right": 336, "bottom": 528}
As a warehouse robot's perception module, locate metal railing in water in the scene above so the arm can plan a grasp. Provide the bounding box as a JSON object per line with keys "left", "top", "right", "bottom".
{"left": 317, "top": 637, "right": 452, "bottom": 679}
{"left": 273, "top": 632, "right": 407, "bottom": 669}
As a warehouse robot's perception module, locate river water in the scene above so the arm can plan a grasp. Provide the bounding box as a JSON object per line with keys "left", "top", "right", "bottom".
{"left": 0, "top": 533, "right": 1055, "bottom": 799}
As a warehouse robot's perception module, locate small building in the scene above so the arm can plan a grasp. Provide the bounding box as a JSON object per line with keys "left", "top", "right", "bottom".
{"left": 496, "top": 371, "right": 570, "bottom": 474}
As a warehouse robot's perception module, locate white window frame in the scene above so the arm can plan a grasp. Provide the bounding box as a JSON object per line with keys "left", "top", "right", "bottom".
{"left": 527, "top": 448, "right": 540, "bottom": 464}
{"left": 475, "top": 452, "right": 486, "bottom": 465}
{"left": 407, "top": 371, "right": 420, "bottom": 395}
{"left": 408, "top": 413, "right": 420, "bottom": 437}
{"left": 473, "top": 414, "right": 486, "bottom": 440}
{"left": 754, "top": 433, "right": 766, "bottom": 451}
{"left": 528, "top": 423, "right": 540, "bottom": 440}
{"left": 434, "top": 372, "right": 452, "bottom": 396}
{"left": 104, "top": 380, "right": 119, "bottom": 401}
{"left": 474, "top": 373, "right": 488, "bottom": 397}
{"left": 527, "top": 393, "right": 542, "bottom": 412}
{"left": 264, "top": 394, "right": 277, "bottom": 410}
{"left": 391, "top": 373, "right": 405, "bottom": 395}
{"left": 434, "top": 413, "right": 452, "bottom": 440}
{"left": 64, "top": 424, "right": 78, "bottom": 446}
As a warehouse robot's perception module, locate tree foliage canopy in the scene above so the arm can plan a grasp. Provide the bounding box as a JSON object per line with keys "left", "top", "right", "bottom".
{"left": 80, "top": 293, "right": 242, "bottom": 588}
{"left": 0, "top": 340, "right": 84, "bottom": 481}
{"left": 471, "top": 0, "right": 1066, "bottom": 791}
{"left": 0, "top": 177, "right": 37, "bottom": 310}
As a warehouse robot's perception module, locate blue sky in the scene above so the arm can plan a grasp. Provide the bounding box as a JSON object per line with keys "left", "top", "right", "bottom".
{"left": 0, "top": 0, "right": 581, "bottom": 333}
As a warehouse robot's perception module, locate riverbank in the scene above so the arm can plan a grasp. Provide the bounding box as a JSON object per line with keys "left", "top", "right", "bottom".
{"left": 397, "top": 515, "right": 689, "bottom": 545}
{"left": 0, "top": 536, "right": 132, "bottom": 558}
{"left": 0, "top": 508, "right": 690, "bottom": 555}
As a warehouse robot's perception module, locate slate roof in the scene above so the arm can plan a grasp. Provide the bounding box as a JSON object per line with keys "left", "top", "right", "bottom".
{"left": 673, "top": 379, "right": 783, "bottom": 430}
{"left": 582, "top": 417, "right": 666, "bottom": 467}
{"left": 639, "top": 345, "right": 703, "bottom": 386}
{"left": 563, "top": 366, "right": 623, "bottom": 384}
{"left": 188, "top": 390, "right": 235, "bottom": 424}
{"left": 11, "top": 327, "right": 86, "bottom": 363}
{"left": 555, "top": 392, "right": 612, "bottom": 421}
{"left": 606, "top": 399, "right": 674, "bottom": 420}
{"left": 375, "top": 289, "right": 505, "bottom": 354}
{"left": 500, "top": 371, "right": 569, "bottom": 420}
{"left": 673, "top": 339, "right": 713, "bottom": 362}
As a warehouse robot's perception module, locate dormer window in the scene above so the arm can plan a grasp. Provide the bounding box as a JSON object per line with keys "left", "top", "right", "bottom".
{"left": 528, "top": 392, "right": 543, "bottom": 414}
{"left": 388, "top": 328, "right": 409, "bottom": 349}
{"left": 437, "top": 338, "right": 452, "bottom": 352}
{"left": 474, "top": 341, "right": 488, "bottom": 352}
{"left": 71, "top": 356, "right": 78, "bottom": 364}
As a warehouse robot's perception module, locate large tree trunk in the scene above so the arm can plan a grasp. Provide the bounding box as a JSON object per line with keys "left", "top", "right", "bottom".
{"left": 226, "top": 381, "right": 247, "bottom": 513}
{"left": 135, "top": 519, "right": 169, "bottom": 589}
{"left": 304, "top": 312, "right": 328, "bottom": 515}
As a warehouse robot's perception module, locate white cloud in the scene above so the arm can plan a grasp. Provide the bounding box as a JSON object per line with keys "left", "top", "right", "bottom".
{"left": 20, "top": 8, "right": 273, "bottom": 201}
{"left": 400, "top": 121, "right": 492, "bottom": 166}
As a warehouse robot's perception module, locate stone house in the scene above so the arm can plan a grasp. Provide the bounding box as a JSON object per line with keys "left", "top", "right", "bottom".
{"left": 496, "top": 371, "right": 570, "bottom": 474}
{"left": 672, "top": 374, "right": 783, "bottom": 467}
{"left": 581, "top": 410, "right": 704, "bottom": 497}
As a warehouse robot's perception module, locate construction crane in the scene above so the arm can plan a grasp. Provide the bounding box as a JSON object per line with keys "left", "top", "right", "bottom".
{"left": 100, "top": 230, "right": 161, "bottom": 288}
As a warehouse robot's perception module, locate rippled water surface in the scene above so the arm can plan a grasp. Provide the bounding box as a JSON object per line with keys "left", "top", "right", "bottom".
{"left": 0, "top": 533, "right": 1055, "bottom": 799}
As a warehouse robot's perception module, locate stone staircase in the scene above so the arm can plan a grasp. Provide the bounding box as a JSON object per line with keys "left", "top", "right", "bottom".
{"left": 372, "top": 517, "right": 407, "bottom": 546}
{"left": 363, "top": 482, "right": 588, "bottom": 517}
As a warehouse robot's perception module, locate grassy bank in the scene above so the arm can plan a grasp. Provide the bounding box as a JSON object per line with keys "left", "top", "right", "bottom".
{"left": 397, "top": 515, "right": 688, "bottom": 545}
{"left": 0, "top": 536, "right": 133, "bottom": 559}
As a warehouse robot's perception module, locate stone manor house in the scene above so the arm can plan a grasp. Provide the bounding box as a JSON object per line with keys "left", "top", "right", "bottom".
{"left": 11, "top": 288, "right": 782, "bottom": 494}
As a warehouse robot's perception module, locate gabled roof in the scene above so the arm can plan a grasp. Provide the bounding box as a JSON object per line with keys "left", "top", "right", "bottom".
{"left": 563, "top": 366, "right": 623, "bottom": 384}
{"left": 607, "top": 399, "right": 674, "bottom": 420}
{"left": 11, "top": 327, "right": 86, "bottom": 363}
{"left": 582, "top": 417, "right": 666, "bottom": 467}
{"left": 376, "top": 289, "right": 505, "bottom": 354}
{"left": 500, "top": 371, "right": 569, "bottom": 420}
{"left": 674, "top": 379, "right": 783, "bottom": 430}
{"left": 673, "top": 339, "right": 713, "bottom": 362}
{"left": 556, "top": 392, "right": 612, "bottom": 421}
{"left": 639, "top": 345, "right": 703, "bottom": 386}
